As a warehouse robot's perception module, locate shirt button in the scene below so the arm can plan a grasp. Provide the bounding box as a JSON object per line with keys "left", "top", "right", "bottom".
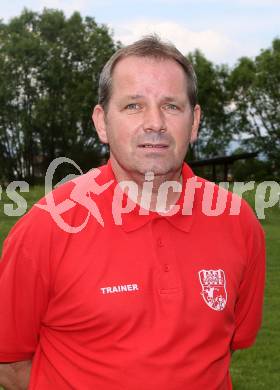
{"left": 157, "top": 238, "right": 164, "bottom": 247}
{"left": 164, "top": 264, "right": 170, "bottom": 272}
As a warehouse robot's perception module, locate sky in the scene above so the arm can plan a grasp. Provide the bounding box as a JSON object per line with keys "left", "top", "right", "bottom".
{"left": 0, "top": 0, "right": 279, "bottom": 66}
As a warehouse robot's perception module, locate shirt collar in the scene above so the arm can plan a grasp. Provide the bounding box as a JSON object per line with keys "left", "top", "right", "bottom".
{"left": 101, "top": 160, "right": 196, "bottom": 233}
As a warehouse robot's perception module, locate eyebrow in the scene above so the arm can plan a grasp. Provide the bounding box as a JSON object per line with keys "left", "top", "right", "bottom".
{"left": 162, "top": 96, "right": 185, "bottom": 102}
{"left": 122, "top": 95, "right": 144, "bottom": 100}
{"left": 121, "top": 95, "right": 182, "bottom": 101}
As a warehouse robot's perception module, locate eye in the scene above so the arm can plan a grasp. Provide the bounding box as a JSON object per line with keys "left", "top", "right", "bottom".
{"left": 165, "top": 103, "right": 179, "bottom": 110}
{"left": 125, "top": 103, "right": 141, "bottom": 110}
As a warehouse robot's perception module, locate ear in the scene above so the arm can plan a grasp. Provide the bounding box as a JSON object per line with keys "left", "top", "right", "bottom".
{"left": 92, "top": 104, "right": 108, "bottom": 144}
{"left": 190, "top": 104, "right": 201, "bottom": 144}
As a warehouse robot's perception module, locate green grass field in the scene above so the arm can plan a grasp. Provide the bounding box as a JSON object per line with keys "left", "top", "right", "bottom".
{"left": 0, "top": 184, "right": 279, "bottom": 389}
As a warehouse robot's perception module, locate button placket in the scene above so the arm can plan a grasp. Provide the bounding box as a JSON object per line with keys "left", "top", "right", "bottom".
{"left": 151, "top": 218, "right": 181, "bottom": 293}
{"left": 157, "top": 238, "right": 164, "bottom": 248}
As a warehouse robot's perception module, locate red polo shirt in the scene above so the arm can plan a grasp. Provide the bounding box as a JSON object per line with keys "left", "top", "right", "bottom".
{"left": 0, "top": 162, "right": 265, "bottom": 389}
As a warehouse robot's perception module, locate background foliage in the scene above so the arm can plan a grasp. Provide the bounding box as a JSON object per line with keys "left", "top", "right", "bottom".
{"left": 0, "top": 9, "right": 117, "bottom": 183}
{"left": 0, "top": 9, "right": 279, "bottom": 182}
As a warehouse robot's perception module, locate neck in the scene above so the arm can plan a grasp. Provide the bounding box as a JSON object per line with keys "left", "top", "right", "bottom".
{"left": 110, "top": 159, "right": 183, "bottom": 212}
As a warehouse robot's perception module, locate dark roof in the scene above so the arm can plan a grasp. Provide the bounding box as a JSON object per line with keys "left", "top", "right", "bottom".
{"left": 188, "top": 152, "right": 259, "bottom": 167}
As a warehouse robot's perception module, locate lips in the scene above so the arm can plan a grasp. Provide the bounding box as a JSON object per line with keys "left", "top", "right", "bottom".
{"left": 139, "top": 143, "right": 168, "bottom": 148}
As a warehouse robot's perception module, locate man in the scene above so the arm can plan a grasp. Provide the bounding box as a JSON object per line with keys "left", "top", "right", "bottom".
{"left": 0, "top": 36, "right": 265, "bottom": 389}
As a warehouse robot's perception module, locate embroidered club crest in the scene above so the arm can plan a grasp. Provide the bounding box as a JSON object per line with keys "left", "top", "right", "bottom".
{"left": 198, "top": 269, "right": 227, "bottom": 311}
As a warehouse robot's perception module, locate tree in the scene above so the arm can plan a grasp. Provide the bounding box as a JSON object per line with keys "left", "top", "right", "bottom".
{"left": 229, "top": 38, "right": 280, "bottom": 177}
{"left": 187, "top": 50, "right": 233, "bottom": 160}
{"left": 0, "top": 11, "right": 42, "bottom": 180}
{"left": 0, "top": 9, "right": 117, "bottom": 181}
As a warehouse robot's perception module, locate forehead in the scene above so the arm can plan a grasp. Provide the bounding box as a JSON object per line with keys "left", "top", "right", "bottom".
{"left": 111, "top": 55, "right": 188, "bottom": 99}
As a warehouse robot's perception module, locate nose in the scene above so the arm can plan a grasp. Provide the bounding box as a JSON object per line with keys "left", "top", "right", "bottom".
{"left": 143, "top": 106, "right": 166, "bottom": 133}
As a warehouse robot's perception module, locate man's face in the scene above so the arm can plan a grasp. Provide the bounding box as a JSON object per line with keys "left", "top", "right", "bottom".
{"left": 93, "top": 55, "right": 200, "bottom": 179}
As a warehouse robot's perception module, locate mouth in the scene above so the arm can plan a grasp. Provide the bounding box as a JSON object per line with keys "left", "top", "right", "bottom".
{"left": 138, "top": 143, "right": 169, "bottom": 149}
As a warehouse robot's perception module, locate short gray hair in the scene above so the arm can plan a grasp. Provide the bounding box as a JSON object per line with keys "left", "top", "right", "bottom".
{"left": 98, "top": 35, "right": 198, "bottom": 112}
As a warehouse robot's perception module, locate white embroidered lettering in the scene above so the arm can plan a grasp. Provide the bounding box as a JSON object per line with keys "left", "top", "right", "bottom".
{"left": 100, "top": 284, "right": 139, "bottom": 294}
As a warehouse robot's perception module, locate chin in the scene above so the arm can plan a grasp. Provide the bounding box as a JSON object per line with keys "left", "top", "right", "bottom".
{"left": 136, "top": 162, "right": 180, "bottom": 176}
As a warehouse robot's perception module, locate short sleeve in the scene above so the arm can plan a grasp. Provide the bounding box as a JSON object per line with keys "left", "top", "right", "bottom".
{"left": 0, "top": 214, "right": 49, "bottom": 362}
{"left": 230, "top": 201, "right": 266, "bottom": 350}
